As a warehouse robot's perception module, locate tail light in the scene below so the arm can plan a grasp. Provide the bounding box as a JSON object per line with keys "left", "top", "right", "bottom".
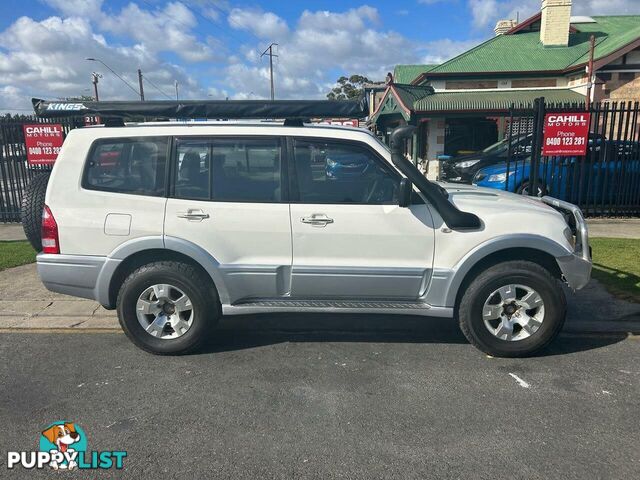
{"left": 41, "top": 205, "right": 60, "bottom": 254}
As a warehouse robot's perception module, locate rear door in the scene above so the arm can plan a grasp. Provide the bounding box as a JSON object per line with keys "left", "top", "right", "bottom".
{"left": 163, "top": 136, "right": 292, "bottom": 304}
{"left": 288, "top": 137, "right": 435, "bottom": 300}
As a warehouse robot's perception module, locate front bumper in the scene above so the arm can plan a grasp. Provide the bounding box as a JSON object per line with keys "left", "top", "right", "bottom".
{"left": 539, "top": 196, "right": 592, "bottom": 290}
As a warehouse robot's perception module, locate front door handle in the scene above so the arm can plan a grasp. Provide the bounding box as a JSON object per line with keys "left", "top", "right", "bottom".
{"left": 177, "top": 209, "right": 210, "bottom": 222}
{"left": 301, "top": 213, "right": 334, "bottom": 227}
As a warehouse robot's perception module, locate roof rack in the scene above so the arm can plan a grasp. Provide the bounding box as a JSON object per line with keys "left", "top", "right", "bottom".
{"left": 31, "top": 98, "right": 368, "bottom": 124}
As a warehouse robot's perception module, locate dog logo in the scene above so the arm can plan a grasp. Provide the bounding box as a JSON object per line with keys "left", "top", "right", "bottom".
{"left": 41, "top": 422, "right": 82, "bottom": 470}
{"left": 6, "top": 421, "right": 126, "bottom": 470}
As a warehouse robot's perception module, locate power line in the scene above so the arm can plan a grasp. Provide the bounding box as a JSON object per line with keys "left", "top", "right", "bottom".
{"left": 143, "top": 75, "right": 173, "bottom": 100}
{"left": 86, "top": 58, "right": 141, "bottom": 98}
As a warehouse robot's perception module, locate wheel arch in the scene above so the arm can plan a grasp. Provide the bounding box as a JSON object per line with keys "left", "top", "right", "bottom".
{"left": 99, "top": 236, "right": 229, "bottom": 309}
{"left": 442, "top": 234, "right": 569, "bottom": 309}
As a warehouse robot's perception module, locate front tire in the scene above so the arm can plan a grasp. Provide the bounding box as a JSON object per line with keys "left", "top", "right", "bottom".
{"left": 458, "top": 260, "right": 566, "bottom": 357}
{"left": 117, "top": 261, "right": 220, "bottom": 355}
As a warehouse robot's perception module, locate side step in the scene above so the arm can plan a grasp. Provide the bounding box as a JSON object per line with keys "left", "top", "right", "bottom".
{"left": 222, "top": 299, "right": 454, "bottom": 318}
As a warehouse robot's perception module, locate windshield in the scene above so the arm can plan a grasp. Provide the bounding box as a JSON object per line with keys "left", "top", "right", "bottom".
{"left": 481, "top": 138, "right": 509, "bottom": 154}
{"left": 481, "top": 135, "right": 531, "bottom": 155}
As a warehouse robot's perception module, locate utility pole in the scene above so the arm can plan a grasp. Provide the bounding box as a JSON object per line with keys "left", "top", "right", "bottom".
{"left": 137, "top": 69, "right": 145, "bottom": 101}
{"left": 175, "top": 80, "right": 179, "bottom": 100}
{"left": 260, "top": 43, "right": 278, "bottom": 100}
{"left": 91, "top": 72, "right": 102, "bottom": 101}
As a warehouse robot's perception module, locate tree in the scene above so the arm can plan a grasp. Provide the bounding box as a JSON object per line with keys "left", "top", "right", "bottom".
{"left": 327, "top": 75, "right": 371, "bottom": 100}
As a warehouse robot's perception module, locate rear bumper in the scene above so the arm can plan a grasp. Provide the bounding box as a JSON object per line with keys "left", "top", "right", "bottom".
{"left": 37, "top": 254, "right": 110, "bottom": 304}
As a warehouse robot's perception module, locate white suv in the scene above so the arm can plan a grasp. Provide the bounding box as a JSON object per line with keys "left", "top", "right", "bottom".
{"left": 36, "top": 119, "right": 591, "bottom": 356}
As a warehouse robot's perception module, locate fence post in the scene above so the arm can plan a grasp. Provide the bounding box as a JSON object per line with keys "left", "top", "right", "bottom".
{"left": 529, "top": 97, "right": 545, "bottom": 196}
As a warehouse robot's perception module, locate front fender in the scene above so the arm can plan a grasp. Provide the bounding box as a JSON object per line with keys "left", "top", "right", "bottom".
{"left": 423, "top": 234, "right": 572, "bottom": 308}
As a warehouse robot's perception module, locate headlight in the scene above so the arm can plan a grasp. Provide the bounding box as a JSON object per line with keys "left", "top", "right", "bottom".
{"left": 487, "top": 172, "right": 513, "bottom": 182}
{"left": 456, "top": 159, "right": 480, "bottom": 168}
{"left": 326, "top": 158, "right": 338, "bottom": 167}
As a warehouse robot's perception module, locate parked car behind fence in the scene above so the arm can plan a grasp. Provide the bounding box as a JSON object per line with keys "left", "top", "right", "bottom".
{"left": 472, "top": 139, "right": 640, "bottom": 210}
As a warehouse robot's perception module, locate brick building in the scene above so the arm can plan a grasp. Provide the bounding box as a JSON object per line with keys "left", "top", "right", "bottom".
{"left": 371, "top": 0, "right": 640, "bottom": 165}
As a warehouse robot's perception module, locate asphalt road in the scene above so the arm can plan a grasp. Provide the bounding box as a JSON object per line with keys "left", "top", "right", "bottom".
{"left": 1, "top": 316, "right": 639, "bottom": 479}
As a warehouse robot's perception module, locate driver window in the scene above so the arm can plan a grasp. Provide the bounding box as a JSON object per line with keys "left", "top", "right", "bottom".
{"left": 293, "top": 139, "right": 399, "bottom": 204}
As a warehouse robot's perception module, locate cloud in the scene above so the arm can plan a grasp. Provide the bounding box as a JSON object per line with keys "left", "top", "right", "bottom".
{"left": 228, "top": 8, "right": 289, "bottom": 39}
{"left": 221, "top": 6, "right": 427, "bottom": 99}
{"left": 0, "top": 1, "right": 535, "bottom": 110}
{"left": 99, "top": 2, "right": 216, "bottom": 63}
{"left": 42, "top": 0, "right": 104, "bottom": 20}
{"left": 0, "top": 13, "right": 204, "bottom": 112}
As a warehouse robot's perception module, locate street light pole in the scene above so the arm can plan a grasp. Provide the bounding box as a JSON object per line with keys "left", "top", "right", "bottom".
{"left": 137, "top": 69, "right": 145, "bottom": 101}
{"left": 91, "top": 72, "right": 102, "bottom": 101}
{"left": 85, "top": 57, "right": 142, "bottom": 100}
{"left": 175, "top": 80, "right": 179, "bottom": 101}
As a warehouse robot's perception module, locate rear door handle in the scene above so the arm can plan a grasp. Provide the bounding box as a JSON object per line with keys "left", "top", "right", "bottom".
{"left": 301, "top": 213, "right": 334, "bottom": 227}
{"left": 177, "top": 209, "right": 210, "bottom": 221}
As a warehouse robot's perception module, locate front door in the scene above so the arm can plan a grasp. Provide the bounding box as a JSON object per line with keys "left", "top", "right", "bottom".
{"left": 164, "top": 136, "right": 291, "bottom": 304}
{"left": 289, "top": 138, "right": 435, "bottom": 300}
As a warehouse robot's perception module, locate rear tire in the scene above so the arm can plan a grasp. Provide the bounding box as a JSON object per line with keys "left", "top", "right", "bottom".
{"left": 117, "top": 261, "right": 220, "bottom": 355}
{"left": 20, "top": 172, "right": 50, "bottom": 251}
{"left": 458, "top": 260, "right": 566, "bottom": 357}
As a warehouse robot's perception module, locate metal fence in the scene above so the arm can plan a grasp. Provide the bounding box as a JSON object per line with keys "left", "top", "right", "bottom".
{"left": 503, "top": 99, "right": 640, "bottom": 216}
{"left": 0, "top": 115, "right": 83, "bottom": 222}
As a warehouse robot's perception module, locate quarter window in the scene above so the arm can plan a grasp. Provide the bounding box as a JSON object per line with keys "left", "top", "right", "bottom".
{"left": 293, "top": 139, "right": 399, "bottom": 204}
{"left": 84, "top": 137, "right": 168, "bottom": 196}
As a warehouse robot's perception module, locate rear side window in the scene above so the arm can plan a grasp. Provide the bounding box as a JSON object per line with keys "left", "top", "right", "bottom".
{"left": 173, "top": 137, "right": 283, "bottom": 202}
{"left": 83, "top": 137, "right": 169, "bottom": 196}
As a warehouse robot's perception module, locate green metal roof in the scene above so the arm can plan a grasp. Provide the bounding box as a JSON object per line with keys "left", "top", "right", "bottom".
{"left": 412, "top": 89, "right": 585, "bottom": 112}
{"left": 372, "top": 86, "right": 584, "bottom": 121}
{"left": 425, "top": 16, "right": 640, "bottom": 76}
{"left": 393, "top": 64, "right": 438, "bottom": 84}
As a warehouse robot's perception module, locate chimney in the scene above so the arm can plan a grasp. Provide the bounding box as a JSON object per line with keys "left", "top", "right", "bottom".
{"left": 540, "top": 0, "right": 572, "bottom": 47}
{"left": 494, "top": 19, "right": 518, "bottom": 36}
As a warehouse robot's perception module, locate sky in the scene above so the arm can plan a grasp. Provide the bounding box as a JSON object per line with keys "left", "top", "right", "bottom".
{"left": 0, "top": 0, "right": 638, "bottom": 112}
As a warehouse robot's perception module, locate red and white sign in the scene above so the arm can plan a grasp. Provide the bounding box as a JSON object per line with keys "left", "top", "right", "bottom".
{"left": 542, "top": 112, "right": 591, "bottom": 156}
{"left": 23, "top": 124, "right": 65, "bottom": 165}
{"left": 315, "top": 119, "right": 360, "bottom": 127}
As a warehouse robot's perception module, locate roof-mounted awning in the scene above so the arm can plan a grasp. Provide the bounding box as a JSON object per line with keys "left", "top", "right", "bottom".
{"left": 31, "top": 97, "right": 368, "bottom": 120}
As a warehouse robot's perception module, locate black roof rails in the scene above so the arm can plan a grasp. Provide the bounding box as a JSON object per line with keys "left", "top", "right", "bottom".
{"left": 31, "top": 98, "right": 368, "bottom": 122}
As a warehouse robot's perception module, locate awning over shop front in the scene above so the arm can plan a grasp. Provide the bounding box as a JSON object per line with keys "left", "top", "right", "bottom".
{"left": 371, "top": 84, "right": 585, "bottom": 122}
{"left": 413, "top": 89, "right": 585, "bottom": 112}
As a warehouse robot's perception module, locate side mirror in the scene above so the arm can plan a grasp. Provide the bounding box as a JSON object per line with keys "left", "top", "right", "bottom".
{"left": 399, "top": 178, "right": 412, "bottom": 208}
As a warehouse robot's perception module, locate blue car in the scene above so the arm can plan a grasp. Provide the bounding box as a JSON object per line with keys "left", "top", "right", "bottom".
{"left": 325, "top": 151, "right": 371, "bottom": 179}
{"left": 473, "top": 140, "right": 640, "bottom": 204}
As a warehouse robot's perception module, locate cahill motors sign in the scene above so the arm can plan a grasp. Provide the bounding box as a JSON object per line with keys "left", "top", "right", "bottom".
{"left": 542, "top": 112, "right": 591, "bottom": 156}
{"left": 23, "top": 124, "right": 65, "bottom": 165}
